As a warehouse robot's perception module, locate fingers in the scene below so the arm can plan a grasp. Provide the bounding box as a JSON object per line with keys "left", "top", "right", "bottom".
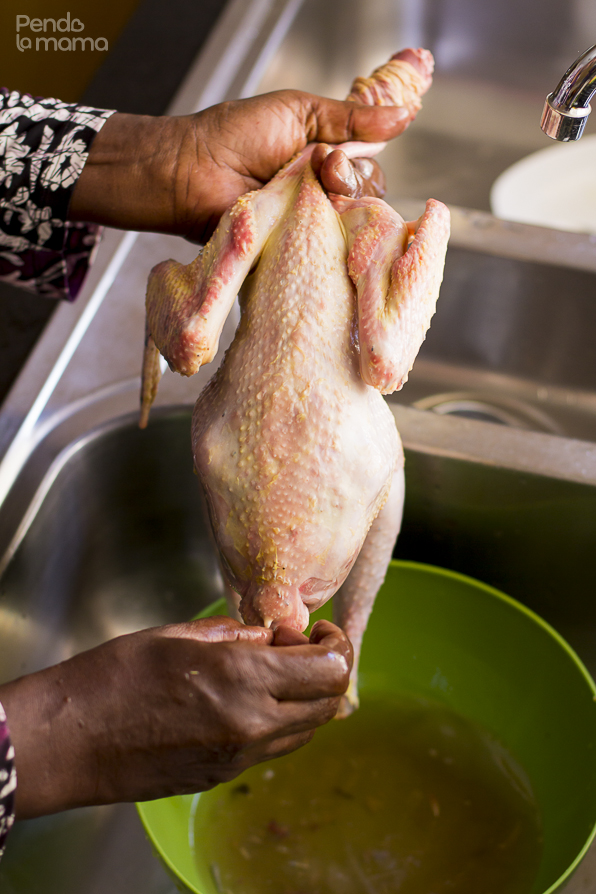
{"left": 243, "top": 689, "right": 340, "bottom": 751}
{"left": 156, "top": 616, "right": 350, "bottom": 709}
{"left": 262, "top": 622, "right": 353, "bottom": 701}
{"left": 272, "top": 625, "right": 310, "bottom": 647}
{"left": 353, "top": 157, "right": 386, "bottom": 197}
{"left": 273, "top": 693, "right": 342, "bottom": 731}
{"left": 160, "top": 617, "right": 351, "bottom": 700}
{"left": 310, "top": 619, "right": 354, "bottom": 668}
{"left": 256, "top": 729, "right": 315, "bottom": 763}
{"left": 312, "top": 144, "right": 386, "bottom": 199}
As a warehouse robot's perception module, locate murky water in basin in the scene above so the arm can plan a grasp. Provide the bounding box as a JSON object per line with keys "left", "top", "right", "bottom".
{"left": 195, "top": 694, "right": 542, "bottom": 894}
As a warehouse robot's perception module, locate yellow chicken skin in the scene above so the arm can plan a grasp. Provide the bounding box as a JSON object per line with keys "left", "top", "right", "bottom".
{"left": 141, "top": 49, "right": 450, "bottom": 714}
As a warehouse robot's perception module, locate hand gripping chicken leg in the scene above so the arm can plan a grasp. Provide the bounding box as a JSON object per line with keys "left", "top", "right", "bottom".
{"left": 141, "top": 49, "right": 450, "bottom": 714}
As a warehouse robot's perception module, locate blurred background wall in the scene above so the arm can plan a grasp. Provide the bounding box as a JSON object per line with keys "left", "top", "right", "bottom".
{"left": 1, "top": 0, "right": 142, "bottom": 101}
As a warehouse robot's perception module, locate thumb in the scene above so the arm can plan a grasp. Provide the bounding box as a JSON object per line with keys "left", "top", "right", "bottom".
{"left": 161, "top": 616, "right": 274, "bottom": 645}
{"left": 302, "top": 96, "right": 413, "bottom": 145}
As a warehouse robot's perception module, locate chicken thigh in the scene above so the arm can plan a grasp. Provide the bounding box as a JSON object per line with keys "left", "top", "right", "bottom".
{"left": 141, "top": 50, "right": 450, "bottom": 714}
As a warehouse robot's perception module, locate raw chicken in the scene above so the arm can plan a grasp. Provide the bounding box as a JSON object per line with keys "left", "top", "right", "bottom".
{"left": 141, "top": 50, "right": 450, "bottom": 714}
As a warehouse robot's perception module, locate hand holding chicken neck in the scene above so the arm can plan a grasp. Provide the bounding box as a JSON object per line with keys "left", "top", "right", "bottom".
{"left": 68, "top": 87, "right": 414, "bottom": 244}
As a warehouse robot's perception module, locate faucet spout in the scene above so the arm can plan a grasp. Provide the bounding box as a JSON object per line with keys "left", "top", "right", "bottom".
{"left": 541, "top": 43, "right": 596, "bottom": 141}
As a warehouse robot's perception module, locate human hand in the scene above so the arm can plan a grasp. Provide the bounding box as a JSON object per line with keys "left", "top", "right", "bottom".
{"left": 69, "top": 90, "right": 413, "bottom": 242}
{"left": 311, "top": 143, "right": 387, "bottom": 201}
{"left": 0, "top": 616, "right": 351, "bottom": 819}
{"left": 169, "top": 91, "right": 410, "bottom": 240}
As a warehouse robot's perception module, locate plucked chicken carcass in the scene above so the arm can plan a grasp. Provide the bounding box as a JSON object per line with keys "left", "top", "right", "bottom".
{"left": 140, "top": 49, "right": 450, "bottom": 714}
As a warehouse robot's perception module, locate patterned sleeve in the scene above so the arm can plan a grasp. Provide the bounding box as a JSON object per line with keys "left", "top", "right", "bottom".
{"left": 0, "top": 90, "right": 115, "bottom": 300}
{"left": 0, "top": 703, "right": 16, "bottom": 860}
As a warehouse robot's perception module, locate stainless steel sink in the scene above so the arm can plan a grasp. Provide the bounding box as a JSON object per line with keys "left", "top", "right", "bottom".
{"left": 4, "top": 404, "right": 594, "bottom": 679}
{"left": 0, "top": 410, "right": 224, "bottom": 894}
{"left": 2, "top": 405, "right": 596, "bottom": 892}
{"left": 388, "top": 234, "right": 596, "bottom": 442}
{"left": 0, "top": 409, "right": 224, "bottom": 684}
{"left": 2, "top": 0, "right": 596, "bottom": 890}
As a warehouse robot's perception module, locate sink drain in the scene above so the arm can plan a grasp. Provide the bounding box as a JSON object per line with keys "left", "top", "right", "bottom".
{"left": 412, "top": 392, "right": 562, "bottom": 434}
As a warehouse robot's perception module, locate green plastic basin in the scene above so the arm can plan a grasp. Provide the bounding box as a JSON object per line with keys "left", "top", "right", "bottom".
{"left": 138, "top": 560, "right": 596, "bottom": 894}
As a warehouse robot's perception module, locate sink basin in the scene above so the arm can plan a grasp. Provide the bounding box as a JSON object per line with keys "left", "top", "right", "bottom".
{"left": 387, "top": 240, "right": 596, "bottom": 442}
{"left": 2, "top": 405, "right": 596, "bottom": 892}
{"left": 5, "top": 405, "right": 593, "bottom": 682}
{"left": 0, "top": 410, "right": 225, "bottom": 683}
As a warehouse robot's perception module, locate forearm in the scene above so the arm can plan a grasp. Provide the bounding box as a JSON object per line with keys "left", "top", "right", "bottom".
{"left": 68, "top": 112, "right": 191, "bottom": 237}
{"left": 0, "top": 668, "right": 97, "bottom": 820}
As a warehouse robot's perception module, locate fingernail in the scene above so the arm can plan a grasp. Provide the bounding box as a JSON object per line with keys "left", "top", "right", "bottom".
{"left": 399, "top": 110, "right": 414, "bottom": 131}
{"left": 335, "top": 154, "right": 358, "bottom": 191}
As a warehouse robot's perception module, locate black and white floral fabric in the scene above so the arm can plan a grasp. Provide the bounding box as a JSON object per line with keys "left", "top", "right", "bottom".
{"left": 0, "top": 702, "right": 16, "bottom": 860}
{"left": 0, "top": 90, "right": 114, "bottom": 300}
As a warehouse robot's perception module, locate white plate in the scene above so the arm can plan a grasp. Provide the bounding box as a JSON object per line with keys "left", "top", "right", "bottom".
{"left": 490, "top": 134, "right": 596, "bottom": 234}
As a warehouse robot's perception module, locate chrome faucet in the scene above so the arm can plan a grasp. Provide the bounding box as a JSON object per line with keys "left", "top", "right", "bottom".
{"left": 541, "top": 44, "right": 596, "bottom": 141}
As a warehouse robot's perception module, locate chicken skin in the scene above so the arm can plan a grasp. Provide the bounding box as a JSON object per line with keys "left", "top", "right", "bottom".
{"left": 141, "top": 50, "right": 450, "bottom": 713}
